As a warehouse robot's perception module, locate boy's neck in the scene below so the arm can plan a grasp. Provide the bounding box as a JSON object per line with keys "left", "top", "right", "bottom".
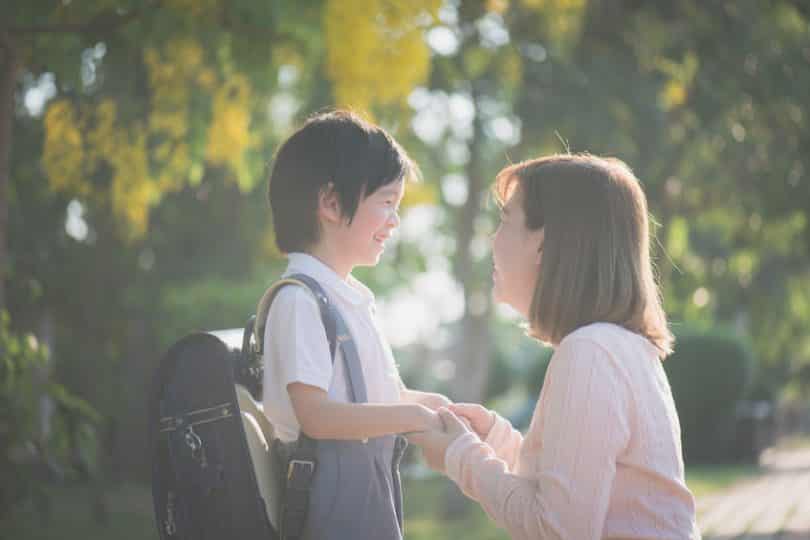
{"left": 304, "top": 243, "right": 353, "bottom": 281}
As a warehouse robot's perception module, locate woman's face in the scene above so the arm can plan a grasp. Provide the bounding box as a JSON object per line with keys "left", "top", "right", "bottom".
{"left": 492, "top": 183, "right": 545, "bottom": 318}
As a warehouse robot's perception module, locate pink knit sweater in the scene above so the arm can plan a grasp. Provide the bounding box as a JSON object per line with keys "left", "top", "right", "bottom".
{"left": 445, "top": 323, "right": 701, "bottom": 539}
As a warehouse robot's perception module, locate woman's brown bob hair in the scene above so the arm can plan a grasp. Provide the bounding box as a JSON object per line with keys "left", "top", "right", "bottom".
{"left": 494, "top": 153, "right": 674, "bottom": 357}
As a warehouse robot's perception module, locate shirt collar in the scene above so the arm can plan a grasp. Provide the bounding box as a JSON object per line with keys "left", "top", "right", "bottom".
{"left": 284, "top": 252, "right": 375, "bottom": 307}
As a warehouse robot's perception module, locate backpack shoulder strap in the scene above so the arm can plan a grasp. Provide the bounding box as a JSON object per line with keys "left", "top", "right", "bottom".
{"left": 253, "top": 273, "right": 368, "bottom": 404}
{"left": 253, "top": 275, "right": 337, "bottom": 361}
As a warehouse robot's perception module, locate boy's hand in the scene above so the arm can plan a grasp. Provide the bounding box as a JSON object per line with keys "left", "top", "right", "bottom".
{"left": 447, "top": 403, "right": 496, "bottom": 441}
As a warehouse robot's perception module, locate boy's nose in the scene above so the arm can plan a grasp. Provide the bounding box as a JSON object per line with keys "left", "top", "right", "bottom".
{"left": 387, "top": 211, "right": 401, "bottom": 229}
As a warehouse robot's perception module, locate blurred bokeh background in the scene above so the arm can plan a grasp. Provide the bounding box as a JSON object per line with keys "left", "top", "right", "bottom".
{"left": 2, "top": 1, "right": 809, "bottom": 538}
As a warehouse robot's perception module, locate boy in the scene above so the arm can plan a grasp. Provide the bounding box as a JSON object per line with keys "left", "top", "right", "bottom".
{"left": 263, "top": 110, "right": 450, "bottom": 539}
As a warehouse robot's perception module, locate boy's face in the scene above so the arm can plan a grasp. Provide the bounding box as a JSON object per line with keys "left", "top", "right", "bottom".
{"left": 337, "top": 179, "right": 405, "bottom": 268}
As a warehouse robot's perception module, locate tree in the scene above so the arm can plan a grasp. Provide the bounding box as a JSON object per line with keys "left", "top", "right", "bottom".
{"left": 4, "top": 0, "right": 441, "bottom": 478}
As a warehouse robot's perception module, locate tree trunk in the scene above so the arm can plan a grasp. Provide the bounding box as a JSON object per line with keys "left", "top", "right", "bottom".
{"left": 450, "top": 84, "right": 492, "bottom": 405}
{"left": 443, "top": 85, "right": 493, "bottom": 518}
{"left": 0, "top": 32, "right": 18, "bottom": 314}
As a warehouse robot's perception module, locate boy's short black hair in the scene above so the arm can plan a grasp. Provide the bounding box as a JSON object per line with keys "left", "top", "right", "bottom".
{"left": 268, "top": 110, "right": 416, "bottom": 254}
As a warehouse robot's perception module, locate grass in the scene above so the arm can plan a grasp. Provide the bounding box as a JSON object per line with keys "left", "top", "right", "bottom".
{"left": 0, "top": 462, "right": 769, "bottom": 539}
{"left": 402, "top": 477, "right": 507, "bottom": 540}
{"left": 1, "top": 478, "right": 505, "bottom": 540}
{"left": 685, "top": 463, "right": 761, "bottom": 498}
{"left": 1, "top": 483, "right": 157, "bottom": 540}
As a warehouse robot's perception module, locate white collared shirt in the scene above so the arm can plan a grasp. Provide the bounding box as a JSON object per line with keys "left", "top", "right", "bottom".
{"left": 261, "top": 252, "right": 402, "bottom": 442}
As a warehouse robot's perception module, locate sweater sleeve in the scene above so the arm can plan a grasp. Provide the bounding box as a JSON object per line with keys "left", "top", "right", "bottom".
{"left": 445, "top": 337, "right": 631, "bottom": 540}
{"left": 483, "top": 411, "right": 524, "bottom": 473}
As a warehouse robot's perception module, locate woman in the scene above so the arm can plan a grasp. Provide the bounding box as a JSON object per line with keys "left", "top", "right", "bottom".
{"left": 409, "top": 154, "right": 701, "bottom": 539}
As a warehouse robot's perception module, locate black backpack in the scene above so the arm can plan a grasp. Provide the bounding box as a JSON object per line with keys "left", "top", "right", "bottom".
{"left": 149, "top": 275, "right": 339, "bottom": 540}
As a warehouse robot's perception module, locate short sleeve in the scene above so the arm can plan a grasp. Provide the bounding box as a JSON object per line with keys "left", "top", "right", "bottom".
{"left": 263, "top": 286, "right": 333, "bottom": 392}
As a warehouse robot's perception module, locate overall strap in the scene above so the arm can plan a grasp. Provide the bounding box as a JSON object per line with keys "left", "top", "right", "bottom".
{"left": 276, "top": 273, "right": 368, "bottom": 404}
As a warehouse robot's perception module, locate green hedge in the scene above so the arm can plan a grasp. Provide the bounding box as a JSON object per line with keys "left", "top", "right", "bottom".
{"left": 664, "top": 328, "right": 756, "bottom": 463}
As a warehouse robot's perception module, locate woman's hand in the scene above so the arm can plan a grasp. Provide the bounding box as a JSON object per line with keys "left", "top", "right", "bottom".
{"left": 448, "top": 402, "right": 496, "bottom": 441}
{"left": 407, "top": 408, "right": 472, "bottom": 473}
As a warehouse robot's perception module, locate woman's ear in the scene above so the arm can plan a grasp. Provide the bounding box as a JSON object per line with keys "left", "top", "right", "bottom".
{"left": 533, "top": 228, "right": 545, "bottom": 266}
{"left": 318, "top": 182, "right": 342, "bottom": 224}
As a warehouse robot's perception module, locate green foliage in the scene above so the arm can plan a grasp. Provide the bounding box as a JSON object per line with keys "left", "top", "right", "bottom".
{"left": 157, "top": 268, "right": 285, "bottom": 347}
{"left": 0, "top": 311, "right": 99, "bottom": 519}
{"left": 664, "top": 328, "right": 756, "bottom": 463}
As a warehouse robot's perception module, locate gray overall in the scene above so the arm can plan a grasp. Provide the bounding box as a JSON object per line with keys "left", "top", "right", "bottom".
{"left": 263, "top": 274, "right": 407, "bottom": 540}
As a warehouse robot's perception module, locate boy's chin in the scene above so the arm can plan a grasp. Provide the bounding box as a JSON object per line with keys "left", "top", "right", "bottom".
{"left": 354, "top": 252, "right": 383, "bottom": 268}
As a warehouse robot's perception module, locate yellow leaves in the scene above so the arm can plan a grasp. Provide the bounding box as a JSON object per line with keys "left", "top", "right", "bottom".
{"left": 197, "top": 68, "right": 217, "bottom": 91}
{"left": 144, "top": 38, "right": 198, "bottom": 140}
{"left": 656, "top": 52, "right": 698, "bottom": 111}
{"left": 205, "top": 74, "right": 255, "bottom": 191}
{"left": 145, "top": 38, "right": 213, "bottom": 193}
{"left": 108, "top": 128, "right": 157, "bottom": 238}
{"left": 519, "top": 0, "right": 586, "bottom": 52}
{"left": 166, "top": 0, "right": 219, "bottom": 18}
{"left": 44, "top": 97, "right": 156, "bottom": 239}
{"left": 324, "top": 0, "right": 441, "bottom": 111}
{"left": 520, "top": 0, "right": 584, "bottom": 9}
{"left": 43, "top": 100, "right": 86, "bottom": 196}
{"left": 87, "top": 99, "right": 118, "bottom": 163}
{"left": 486, "top": 0, "right": 510, "bottom": 14}
{"left": 147, "top": 37, "right": 257, "bottom": 191}
{"left": 401, "top": 180, "right": 439, "bottom": 208}
{"left": 499, "top": 47, "right": 523, "bottom": 87}
{"left": 43, "top": 37, "right": 263, "bottom": 240}
{"left": 661, "top": 81, "right": 687, "bottom": 110}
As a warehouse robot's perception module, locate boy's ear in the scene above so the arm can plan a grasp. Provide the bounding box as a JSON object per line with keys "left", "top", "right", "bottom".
{"left": 318, "top": 182, "right": 343, "bottom": 224}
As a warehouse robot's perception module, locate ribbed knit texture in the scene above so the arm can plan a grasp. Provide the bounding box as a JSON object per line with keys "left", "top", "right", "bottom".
{"left": 445, "top": 322, "right": 701, "bottom": 540}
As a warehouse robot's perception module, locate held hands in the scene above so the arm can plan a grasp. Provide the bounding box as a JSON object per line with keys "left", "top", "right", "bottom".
{"left": 406, "top": 408, "right": 473, "bottom": 473}
{"left": 447, "top": 403, "right": 497, "bottom": 441}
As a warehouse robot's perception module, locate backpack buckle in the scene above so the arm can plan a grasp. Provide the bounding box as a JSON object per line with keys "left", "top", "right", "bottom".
{"left": 286, "top": 459, "right": 315, "bottom": 488}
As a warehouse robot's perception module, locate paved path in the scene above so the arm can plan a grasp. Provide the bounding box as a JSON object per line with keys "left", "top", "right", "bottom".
{"left": 698, "top": 446, "right": 810, "bottom": 539}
